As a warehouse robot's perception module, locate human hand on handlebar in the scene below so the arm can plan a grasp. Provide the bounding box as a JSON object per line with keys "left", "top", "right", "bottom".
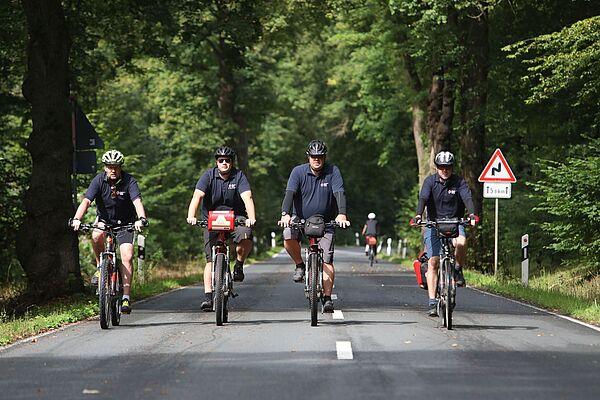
{"left": 70, "top": 218, "right": 81, "bottom": 231}
{"left": 245, "top": 218, "right": 256, "bottom": 227}
{"left": 277, "top": 214, "right": 292, "bottom": 228}
{"left": 469, "top": 214, "right": 479, "bottom": 227}
{"left": 335, "top": 214, "right": 351, "bottom": 228}
{"left": 413, "top": 214, "right": 422, "bottom": 225}
{"left": 186, "top": 216, "right": 197, "bottom": 225}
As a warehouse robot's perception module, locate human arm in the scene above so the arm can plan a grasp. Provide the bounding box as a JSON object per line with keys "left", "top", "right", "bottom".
{"left": 187, "top": 189, "right": 205, "bottom": 225}
{"left": 458, "top": 177, "right": 477, "bottom": 225}
{"left": 71, "top": 198, "right": 92, "bottom": 231}
{"left": 332, "top": 167, "right": 350, "bottom": 228}
{"left": 240, "top": 190, "right": 256, "bottom": 227}
{"left": 132, "top": 198, "right": 147, "bottom": 231}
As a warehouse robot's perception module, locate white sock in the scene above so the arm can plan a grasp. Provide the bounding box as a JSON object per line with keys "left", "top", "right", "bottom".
{"left": 122, "top": 295, "right": 130, "bottom": 300}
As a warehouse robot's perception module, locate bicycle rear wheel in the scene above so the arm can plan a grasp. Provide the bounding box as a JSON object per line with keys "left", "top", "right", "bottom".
{"left": 99, "top": 258, "right": 111, "bottom": 329}
{"left": 308, "top": 252, "right": 319, "bottom": 326}
{"left": 369, "top": 248, "right": 374, "bottom": 267}
{"left": 111, "top": 263, "right": 123, "bottom": 326}
{"left": 214, "top": 254, "right": 226, "bottom": 326}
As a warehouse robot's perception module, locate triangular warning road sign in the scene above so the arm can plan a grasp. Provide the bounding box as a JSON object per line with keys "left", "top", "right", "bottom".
{"left": 478, "top": 148, "right": 516, "bottom": 183}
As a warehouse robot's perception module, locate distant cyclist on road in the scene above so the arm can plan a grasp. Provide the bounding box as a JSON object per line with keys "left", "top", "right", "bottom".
{"left": 71, "top": 149, "right": 148, "bottom": 314}
{"left": 277, "top": 139, "right": 351, "bottom": 313}
{"left": 362, "top": 212, "right": 380, "bottom": 257}
{"left": 186, "top": 146, "right": 256, "bottom": 312}
{"left": 413, "top": 151, "right": 477, "bottom": 317}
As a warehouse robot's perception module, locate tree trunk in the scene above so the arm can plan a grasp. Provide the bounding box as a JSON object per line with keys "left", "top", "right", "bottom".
{"left": 459, "top": 7, "right": 489, "bottom": 271}
{"left": 412, "top": 104, "right": 429, "bottom": 185}
{"left": 17, "top": 0, "right": 82, "bottom": 299}
{"left": 427, "top": 71, "right": 455, "bottom": 173}
{"left": 215, "top": 38, "right": 249, "bottom": 176}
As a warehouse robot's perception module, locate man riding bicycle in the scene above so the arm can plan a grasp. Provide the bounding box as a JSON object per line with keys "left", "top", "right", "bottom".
{"left": 71, "top": 150, "right": 148, "bottom": 314}
{"left": 414, "top": 151, "right": 477, "bottom": 317}
{"left": 362, "top": 212, "right": 380, "bottom": 257}
{"left": 186, "top": 146, "right": 256, "bottom": 311}
{"left": 277, "top": 139, "right": 351, "bottom": 313}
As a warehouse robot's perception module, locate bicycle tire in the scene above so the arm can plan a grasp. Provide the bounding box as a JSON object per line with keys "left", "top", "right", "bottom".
{"left": 111, "top": 262, "right": 122, "bottom": 326}
{"left": 214, "top": 254, "right": 226, "bottom": 326}
{"left": 223, "top": 270, "right": 231, "bottom": 323}
{"left": 99, "top": 258, "right": 111, "bottom": 329}
{"left": 442, "top": 258, "right": 453, "bottom": 330}
{"left": 308, "top": 252, "right": 319, "bottom": 326}
{"left": 369, "top": 248, "right": 374, "bottom": 267}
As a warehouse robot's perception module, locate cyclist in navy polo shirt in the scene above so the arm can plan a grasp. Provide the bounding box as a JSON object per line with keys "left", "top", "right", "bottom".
{"left": 71, "top": 150, "right": 148, "bottom": 314}
{"left": 414, "top": 151, "right": 477, "bottom": 317}
{"left": 277, "top": 139, "right": 351, "bottom": 313}
{"left": 186, "top": 146, "right": 257, "bottom": 311}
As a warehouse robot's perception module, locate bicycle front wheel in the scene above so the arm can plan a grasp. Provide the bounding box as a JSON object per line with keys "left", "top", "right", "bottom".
{"left": 111, "top": 262, "right": 123, "bottom": 326}
{"left": 214, "top": 254, "right": 226, "bottom": 326}
{"left": 99, "top": 258, "right": 111, "bottom": 329}
{"left": 441, "top": 259, "right": 453, "bottom": 330}
{"left": 308, "top": 252, "right": 319, "bottom": 327}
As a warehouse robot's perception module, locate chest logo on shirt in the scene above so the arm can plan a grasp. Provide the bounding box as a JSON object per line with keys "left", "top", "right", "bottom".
{"left": 447, "top": 188, "right": 457, "bottom": 195}
{"left": 320, "top": 182, "right": 329, "bottom": 188}
{"left": 228, "top": 183, "right": 237, "bottom": 190}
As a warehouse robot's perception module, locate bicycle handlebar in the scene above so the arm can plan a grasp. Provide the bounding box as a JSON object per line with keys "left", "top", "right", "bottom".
{"left": 191, "top": 219, "right": 247, "bottom": 229}
{"left": 284, "top": 219, "right": 345, "bottom": 229}
{"left": 68, "top": 219, "right": 146, "bottom": 233}
{"left": 409, "top": 217, "right": 473, "bottom": 228}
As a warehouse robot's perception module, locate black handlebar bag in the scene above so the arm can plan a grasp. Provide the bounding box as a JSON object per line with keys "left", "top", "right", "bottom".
{"left": 304, "top": 215, "right": 326, "bottom": 238}
{"left": 436, "top": 219, "right": 459, "bottom": 239}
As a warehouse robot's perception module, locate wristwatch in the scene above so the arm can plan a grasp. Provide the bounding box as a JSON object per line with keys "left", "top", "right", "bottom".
{"left": 281, "top": 211, "right": 288, "bottom": 217}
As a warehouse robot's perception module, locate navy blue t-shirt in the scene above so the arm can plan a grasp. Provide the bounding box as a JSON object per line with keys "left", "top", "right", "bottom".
{"left": 418, "top": 174, "right": 474, "bottom": 220}
{"left": 286, "top": 163, "right": 345, "bottom": 221}
{"left": 195, "top": 167, "right": 251, "bottom": 218}
{"left": 84, "top": 171, "right": 141, "bottom": 224}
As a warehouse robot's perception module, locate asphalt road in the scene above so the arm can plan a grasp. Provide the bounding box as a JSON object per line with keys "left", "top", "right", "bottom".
{"left": 2, "top": 247, "right": 599, "bottom": 400}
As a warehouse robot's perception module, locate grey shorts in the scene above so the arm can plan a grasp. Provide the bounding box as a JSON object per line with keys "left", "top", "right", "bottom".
{"left": 203, "top": 226, "right": 253, "bottom": 261}
{"left": 283, "top": 227, "right": 336, "bottom": 264}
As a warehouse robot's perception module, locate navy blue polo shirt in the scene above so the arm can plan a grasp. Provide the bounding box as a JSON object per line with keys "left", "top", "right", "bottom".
{"left": 84, "top": 171, "right": 141, "bottom": 224}
{"left": 195, "top": 167, "right": 251, "bottom": 218}
{"left": 418, "top": 173, "right": 474, "bottom": 220}
{"left": 286, "top": 163, "right": 345, "bottom": 221}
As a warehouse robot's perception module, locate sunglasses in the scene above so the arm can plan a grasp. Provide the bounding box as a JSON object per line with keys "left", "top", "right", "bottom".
{"left": 217, "top": 158, "right": 232, "bottom": 164}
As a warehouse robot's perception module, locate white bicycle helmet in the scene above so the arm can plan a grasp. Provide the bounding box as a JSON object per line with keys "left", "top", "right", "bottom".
{"left": 434, "top": 151, "right": 455, "bottom": 167}
{"left": 368, "top": 212, "right": 376, "bottom": 219}
{"left": 101, "top": 149, "right": 124, "bottom": 165}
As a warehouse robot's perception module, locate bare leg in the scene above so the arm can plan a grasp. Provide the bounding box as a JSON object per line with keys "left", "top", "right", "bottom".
{"left": 323, "top": 262, "right": 335, "bottom": 296}
{"left": 119, "top": 243, "right": 134, "bottom": 296}
{"left": 204, "top": 262, "right": 212, "bottom": 293}
{"left": 236, "top": 239, "right": 253, "bottom": 262}
{"left": 454, "top": 236, "right": 467, "bottom": 266}
{"left": 91, "top": 230, "right": 105, "bottom": 265}
{"left": 284, "top": 239, "right": 303, "bottom": 264}
{"left": 427, "top": 256, "right": 440, "bottom": 300}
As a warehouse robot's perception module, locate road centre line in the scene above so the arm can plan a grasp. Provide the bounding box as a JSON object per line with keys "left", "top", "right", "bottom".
{"left": 332, "top": 310, "right": 344, "bottom": 320}
{"left": 336, "top": 341, "right": 354, "bottom": 360}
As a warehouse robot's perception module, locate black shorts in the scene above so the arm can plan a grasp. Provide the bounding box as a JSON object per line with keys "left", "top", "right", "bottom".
{"left": 203, "top": 225, "right": 253, "bottom": 261}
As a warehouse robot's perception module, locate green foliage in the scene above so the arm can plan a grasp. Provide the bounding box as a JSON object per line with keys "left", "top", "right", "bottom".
{"left": 531, "top": 138, "right": 600, "bottom": 266}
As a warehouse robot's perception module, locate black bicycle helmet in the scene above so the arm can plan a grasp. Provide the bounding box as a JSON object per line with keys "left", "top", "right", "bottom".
{"left": 214, "top": 146, "right": 236, "bottom": 159}
{"left": 306, "top": 139, "right": 328, "bottom": 156}
{"left": 434, "top": 151, "right": 455, "bottom": 167}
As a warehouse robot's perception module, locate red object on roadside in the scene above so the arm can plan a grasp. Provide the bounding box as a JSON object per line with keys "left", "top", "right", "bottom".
{"left": 208, "top": 210, "right": 235, "bottom": 232}
{"left": 413, "top": 250, "right": 428, "bottom": 290}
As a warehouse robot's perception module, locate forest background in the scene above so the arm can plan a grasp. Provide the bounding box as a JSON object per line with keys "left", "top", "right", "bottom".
{"left": 1, "top": 0, "right": 599, "bottom": 303}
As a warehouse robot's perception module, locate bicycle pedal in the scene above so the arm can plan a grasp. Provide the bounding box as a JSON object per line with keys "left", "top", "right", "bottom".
{"left": 231, "top": 292, "right": 239, "bottom": 298}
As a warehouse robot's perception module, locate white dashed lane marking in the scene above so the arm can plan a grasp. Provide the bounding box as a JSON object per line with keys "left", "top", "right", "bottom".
{"left": 336, "top": 341, "right": 354, "bottom": 360}
{"left": 331, "top": 294, "right": 338, "bottom": 300}
{"left": 332, "top": 310, "right": 344, "bottom": 320}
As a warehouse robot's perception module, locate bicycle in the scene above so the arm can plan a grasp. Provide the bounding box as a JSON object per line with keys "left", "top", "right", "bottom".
{"left": 286, "top": 216, "right": 341, "bottom": 327}
{"left": 410, "top": 217, "right": 473, "bottom": 330}
{"left": 192, "top": 210, "right": 245, "bottom": 326}
{"left": 69, "top": 219, "right": 144, "bottom": 329}
{"left": 366, "top": 236, "right": 377, "bottom": 267}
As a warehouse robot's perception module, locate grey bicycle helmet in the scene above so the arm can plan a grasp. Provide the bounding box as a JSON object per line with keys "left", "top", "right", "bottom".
{"left": 434, "top": 151, "right": 455, "bottom": 167}
{"left": 101, "top": 150, "right": 124, "bottom": 165}
{"left": 306, "top": 139, "right": 328, "bottom": 156}
{"left": 214, "top": 146, "right": 236, "bottom": 159}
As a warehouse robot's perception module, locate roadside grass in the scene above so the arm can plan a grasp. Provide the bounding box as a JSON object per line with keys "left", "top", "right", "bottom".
{"left": 380, "top": 254, "right": 600, "bottom": 327}
{"left": 0, "top": 248, "right": 282, "bottom": 347}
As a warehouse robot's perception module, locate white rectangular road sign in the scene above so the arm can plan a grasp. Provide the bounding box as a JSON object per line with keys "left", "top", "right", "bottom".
{"left": 483, "top": 182, "right": 512, "bottom": 199}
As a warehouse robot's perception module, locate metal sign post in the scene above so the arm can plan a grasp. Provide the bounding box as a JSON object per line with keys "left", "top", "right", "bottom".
{"left": 479, "top": 148, "right": 517, "bottom": 276}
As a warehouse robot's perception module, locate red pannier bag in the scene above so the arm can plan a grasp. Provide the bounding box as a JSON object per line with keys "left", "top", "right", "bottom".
{"left": 208, "top": 210, "right": 235, "bottom": 232}
{"left": 413, "top": 250, "right": 428, "bottom": 290}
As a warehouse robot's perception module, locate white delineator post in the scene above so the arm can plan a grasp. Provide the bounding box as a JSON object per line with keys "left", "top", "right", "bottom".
{"left": 521, "top": 234, "right": 529, "bottom": 287}
{"left": 386, "top": 238, "right": 392, "bottom": 256}
{"left": 271, "top": 231, "right": 276, "bottom": 248}
{"left": 137, "top": 234, "right": 145, "bottom": 284}
{"left": 355, "top": 232, "right": 360, "bottom": 246}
